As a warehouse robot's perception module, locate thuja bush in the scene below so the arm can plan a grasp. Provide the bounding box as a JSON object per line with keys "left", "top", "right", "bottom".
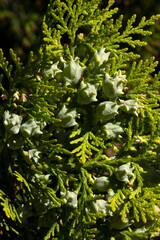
{"left": 0, "top": 0, "right": 160, "bottom": 239}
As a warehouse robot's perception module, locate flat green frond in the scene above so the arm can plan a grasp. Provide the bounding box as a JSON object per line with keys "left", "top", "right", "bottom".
{"left": 0, "top": 190, "right": 21, "bottom": 223}
{"left": 44, "top": 221, "right": 60, "bottom": 240}
{"left": 69, "top": 126, "right": 82, "bottom": 138}
{"left": 71, "top": 132, "right": 105, "bottom": 164}
{"left": 42, "top": 21, "right": 63, "bottom": 55}
{"left": 9, "top": 49, "right": 23, "bottom": 71}
{"left": 0, "top": 49, "right": 13, "bottom": 84}
{"left": 120, "top": 202, "right": 130, "bottom": 223}
{"left": 108, "top": 189, "right": 125, "bottom": 212}
{"left": 45, "top": 187, "right": 62, "bottom": 206}
{"left": 105, "top": 14, "right": 160, "bottom": 50}
{"left": 13, "top": 171, "right": 31, "bottom": 193}
{"left": 121, "top": 230, "right": 149, "bottom": 240}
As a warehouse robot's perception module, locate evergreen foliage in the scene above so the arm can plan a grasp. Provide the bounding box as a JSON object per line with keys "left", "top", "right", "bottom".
{"left": 114, "top": 0, "right": 160, "bottom": 63}
{"left": 0, "top": 0, "right": 160, "bottom": 239}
